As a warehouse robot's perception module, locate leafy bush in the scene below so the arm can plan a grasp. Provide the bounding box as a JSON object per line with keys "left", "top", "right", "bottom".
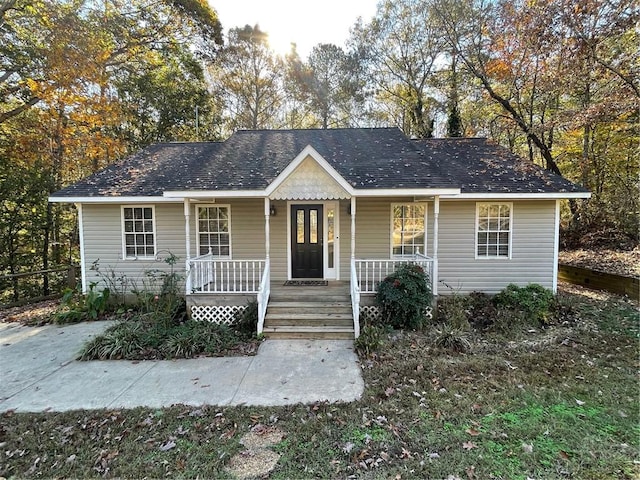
{"left": 55, "top": 282, "right": 111, "bottom": 324}
{"left": 375, "top": 263, "right": 432, "bottom": 329}
{"left": 355, "top": 311, "right": 387, "bottom": 357}
{"left": 234, "top": 300, "right": 258, "bottom": 335}
{"left": 493, "top": 283, "right": 555, "bottom": 325}
{"left": 437, "top": 293, "right": 470, "bottom": 330}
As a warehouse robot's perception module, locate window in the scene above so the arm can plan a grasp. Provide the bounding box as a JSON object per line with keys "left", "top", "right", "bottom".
{"left": 476, "top": 203, "right": 512, "bottom": 258}
{"left": 122, "top": 206, "right": 156, "bottom": 259}
{"left": 197, "top": 206, "right": 231, "bottom": 256}
{"left": 392, "top": 204, "right": 426, "bottom": 256}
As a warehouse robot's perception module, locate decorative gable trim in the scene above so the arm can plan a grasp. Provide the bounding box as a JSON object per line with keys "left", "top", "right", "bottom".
{"left": 269, "top": 155, "right": 351, "bottom": 200}
{"left": 265, "top": 145, "right": 354, "bottom": 199}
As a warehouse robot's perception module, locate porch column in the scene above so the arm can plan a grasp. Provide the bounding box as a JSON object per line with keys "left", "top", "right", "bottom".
{"left": 264, "top": 198, "right": 271, "bottom": 260}
{"left": 350, "top": 197, "right": 356, "bottom": 260}
{"left": 184, "top": 198, "right": 191, "bottom": 261}
{"left": 184, "top": 198, "right": 191, "bottom": 294}
{"left": 432, "top": 195, "right": 439, "bottom": 296}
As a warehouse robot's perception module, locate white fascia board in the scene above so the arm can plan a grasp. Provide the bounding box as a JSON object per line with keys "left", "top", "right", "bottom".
{"left": 439, "top": 192, "right": 591, "bottom": 200}
{"left": 49, "top": 196, "right": 181, "bottom": 204}
{"left": 264, "top": 145, "right": 355, "bottom": 197}
{"left": 163, "top": 190, "right": 266, "bottom": 199}
{"left": 353, "top": 187, "right": 460, "bottom": 197}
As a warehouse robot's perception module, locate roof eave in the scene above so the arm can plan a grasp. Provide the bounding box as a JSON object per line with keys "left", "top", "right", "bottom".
{"left": 441, "top": 192, "right": 591, "bottom": 199}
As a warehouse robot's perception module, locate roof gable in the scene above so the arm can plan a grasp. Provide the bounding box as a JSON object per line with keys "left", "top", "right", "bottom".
{"left": 267, "top": 145, "right": 353, "bottom": 200}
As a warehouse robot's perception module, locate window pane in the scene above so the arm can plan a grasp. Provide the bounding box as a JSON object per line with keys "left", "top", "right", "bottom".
{"left": 310, "top": 210, "right": 318, "bottom": 244}
{"left": 125, "top": 234, "right": 134, "bottom": 245}
{"left": 327, "top": 208, "right": 334, "bottom": 269}
{"left": 143, "top": 208, "right": 152, "bottom": 219}
{"left": 124, "top": 222, "right": 133, "bottom": 233}
{"left": 124, "top": 208, "right": 133, "bottom": 220}
{"left": 126, "top": 246, "right": 135, "bottom": 256}
{"left": 145, "top": 234, "right": 153, "bottom": 244}
{"left": 297, "top": 210, "right": 304, "bottom": 243}
{"left": 144, "top": 220, "right": 153, "bottom": 231}
{"left": 134, "top": 208, "right": 142, "bottom": 219}
{"left": 498, "top": 245, "right": 508, "bottom": 256}
{"left": 145, "top": 246, "right": 154, "bottom": 256}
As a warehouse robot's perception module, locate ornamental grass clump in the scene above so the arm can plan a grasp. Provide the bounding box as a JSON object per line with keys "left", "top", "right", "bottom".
{"left": 375, "top": 263, "right": 432, "bottom": 329}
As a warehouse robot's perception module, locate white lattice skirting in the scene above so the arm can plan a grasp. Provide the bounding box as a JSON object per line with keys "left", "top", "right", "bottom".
{"left": 360, "top": 305, "right": 433, "bottom": 322}
{"left": 190, "top": 305, "right": 245, "bottom": 325}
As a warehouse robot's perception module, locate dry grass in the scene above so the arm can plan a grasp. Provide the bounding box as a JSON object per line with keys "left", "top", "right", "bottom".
{"left": 1, "top": 285, "right": 638, "bottom": 479}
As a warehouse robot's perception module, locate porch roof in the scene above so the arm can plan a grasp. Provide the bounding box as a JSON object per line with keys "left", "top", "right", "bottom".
{"left": 50, "top": 128, "right": 589, "bottom": 201}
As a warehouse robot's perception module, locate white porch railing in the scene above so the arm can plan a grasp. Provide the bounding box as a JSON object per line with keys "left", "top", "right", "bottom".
{"left": 350, "top": 259, "right": 361, "bottom": 339}
{"left": 354, "top": 254, "right": 434, "bottom": 294}
{"left": 187, "top": 254, "right": 266, "bottom": 293}
{"left": 257, "top": 259, "right": 270, "bottom": 335}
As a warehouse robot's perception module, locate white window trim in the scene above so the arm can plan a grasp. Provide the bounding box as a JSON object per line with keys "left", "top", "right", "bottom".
{"left": 195, "top": 204, "right": 232, "bottom": 258}
{"left": 475, "top": 202, "right": 513, "bottom": 260}
{"left": 390, "top": 203, "right": 428, "bottom": 258}
{"left": 121, "top": 205, "right": 157, "bottom": 260}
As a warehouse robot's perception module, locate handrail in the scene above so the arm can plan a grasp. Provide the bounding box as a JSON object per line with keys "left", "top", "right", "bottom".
{"left": 187, "top": 257, "right": 265, "bottom": 293}
{"left": 350, "top": 258, "right": 361, "bottom": 338}
{"left": 355, "top": 255, "right": 434, "bottom": 293}
{"left": 257, "top": 259, "right": 270, "bottom": 335}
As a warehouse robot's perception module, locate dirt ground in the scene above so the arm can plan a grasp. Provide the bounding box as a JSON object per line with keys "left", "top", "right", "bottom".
{"left": 558, "top": 247, "right": 639, "bottom": 278}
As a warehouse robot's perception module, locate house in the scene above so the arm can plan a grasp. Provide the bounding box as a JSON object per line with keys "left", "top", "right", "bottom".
{"left": 49, "top": 128, "right": 590, "bottom": 338}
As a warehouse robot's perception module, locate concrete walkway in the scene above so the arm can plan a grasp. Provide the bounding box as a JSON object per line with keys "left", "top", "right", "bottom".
{"left": 0, "top": 321, "right": 364, "bottom": 413}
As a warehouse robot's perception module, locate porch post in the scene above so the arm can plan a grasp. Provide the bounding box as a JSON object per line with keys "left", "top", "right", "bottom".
{"left": 432, "top": 195, "right": 439, "bottom": 296}
{"left": 350, "top": 197, "right": 356, "bottom": 260}
{"left": 264, "top": 198, "right": 270, "bottom": 260}
{"left": 184, "top": 198, "right": 191, "bottom": 294}
{"left": 184, "top": 199, "right": 191, "bottom": 261}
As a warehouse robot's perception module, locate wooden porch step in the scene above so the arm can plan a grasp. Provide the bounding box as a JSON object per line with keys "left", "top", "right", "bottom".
{"left": 268, "top": 305, "right": 352, "bottom": 315}
{"left": 265, "top": 314, "right": 353, "bottom": 328}
{"left": 269, "top": 294, "right": 351, "bottom": 303}
{"left": 261, "top": 325, "right": 355, "bottom": 340}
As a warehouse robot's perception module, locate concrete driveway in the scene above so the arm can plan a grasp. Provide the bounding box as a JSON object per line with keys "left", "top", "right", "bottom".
{"left": 0, "top": 321, "right": 364, "bottom": 413}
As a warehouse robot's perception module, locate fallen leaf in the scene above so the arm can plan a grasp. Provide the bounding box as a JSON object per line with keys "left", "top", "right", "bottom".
{"left": 159, "top": 440, "right": 176, "bottom": 451}
{"left": 559, "top": 450, "right": 570, "bottom": 460}
{"left": 462, "top": 441, "right": 477, "bottom": 450}
{"left": 522, "top": 443, "right": 533, "bottom": 454}
{"left": 465, "top": 428, "right": 480, "bottom": 436}
{"left": 575, "top": 399, "right": 586, "bottom": 406}
{"left": 466, "top": 465, "right": 476, "bottom": 479}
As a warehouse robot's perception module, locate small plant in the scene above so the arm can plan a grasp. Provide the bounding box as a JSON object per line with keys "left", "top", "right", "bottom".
{"left": 437, "top": 293, "right": 470, "bottom": 330}
{"left": 355, "top": 312, "right": 386, "bottom": 357}
{"left": 432, "top": 323, "right": 471, "bottom": 353}
{"left": 493, "top": 283, "right": 555, "bottom": 325}
{"left": 375, "top": 263, "right": 432, "bottom": 329}
{"left": 55, "top": 282, "right": 111, "bottom": 324}
{"left": 234, "top": 300, "right": 258, "bottom": 336}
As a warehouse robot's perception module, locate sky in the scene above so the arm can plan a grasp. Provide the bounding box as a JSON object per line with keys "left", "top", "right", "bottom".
{"left": 210, "top": 0, "right": 379, "bottom": 58}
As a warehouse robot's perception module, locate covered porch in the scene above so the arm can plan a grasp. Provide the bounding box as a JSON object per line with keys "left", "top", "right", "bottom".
{"left": 182, "top": 195, "right": 441, "bottom": 339}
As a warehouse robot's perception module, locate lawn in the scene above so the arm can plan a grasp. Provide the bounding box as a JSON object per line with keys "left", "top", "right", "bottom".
{"left": 1, "top": 284, "right": 638, "bottom": 479}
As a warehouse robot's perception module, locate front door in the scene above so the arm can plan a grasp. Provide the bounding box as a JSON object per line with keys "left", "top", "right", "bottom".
{"left": 291, "top": 204, "right": 323, "bottom": 278}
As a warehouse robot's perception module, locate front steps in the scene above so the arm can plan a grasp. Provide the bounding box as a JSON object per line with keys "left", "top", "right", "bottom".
{"left": 263, "top": 283, "right": 355, "bottom": 339}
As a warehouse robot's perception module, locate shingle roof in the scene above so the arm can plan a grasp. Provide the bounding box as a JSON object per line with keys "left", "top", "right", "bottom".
{"left": 50, "top": 128, "right": 588, "bottom": 198}
{"left": 413, "top": 138, "right": 589, "bottom": 194}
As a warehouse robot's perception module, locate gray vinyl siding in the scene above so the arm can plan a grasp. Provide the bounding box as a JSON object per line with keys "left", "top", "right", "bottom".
{"left": 81, "top": 198, "right": 557, "bottom": 295}
{"left": 82, "top": 203, "right": 187, "bottom": 291}
{"left": 437, "top": 200, "right": 556, "bottom": 294}
{"left": 82, "top": 199, "right": 266, "bottom": 291}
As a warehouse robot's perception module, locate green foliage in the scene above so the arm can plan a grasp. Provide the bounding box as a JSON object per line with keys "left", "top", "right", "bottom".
{"left": 375, "top": 263, "right": 432, "bottom": 329}
{"left": 493, "top": 283, "right": 555, "bottom": 325}
{"left": 54, "top": 282, "right": 111, "bottom": 324}
{"left": 432, "top": 323, "right": 471, "bottom": 353}
{"left": 354, "top": 312, "right": 387, "bottom": 357}
{"left": 78, "top": 319, "right": 254, "bottom": 361}
{"left": 233, "top": 300, "right": 258, "bottom": 336}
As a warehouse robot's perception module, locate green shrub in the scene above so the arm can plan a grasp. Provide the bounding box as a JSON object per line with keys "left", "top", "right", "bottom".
{"left": 355, "top": 312, "right": 386, "bottom": 357}
{"left": 493, "top": 283, "right": 555, "bottom": 325}
{"left": 55, "top": 282, "right": 111, "bottom": 324}
{"left": 375, "top": 263, "right": 432, "bottom": 329}
{"left": 437, "top": 294, "right": 470, "bottom": 330}
{"left": 234, "top": 300, "right": 258, "bottom": 336}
